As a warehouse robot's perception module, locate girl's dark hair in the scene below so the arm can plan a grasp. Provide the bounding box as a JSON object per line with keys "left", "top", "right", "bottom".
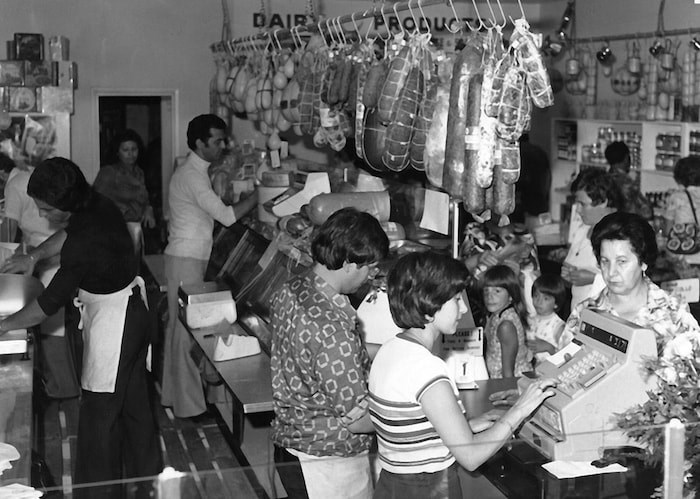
{"left": 311, "top": 208, "right": 389, "bottom": 270}
{"left": 532, "top": 274, "right": 568, "bottom": 312}
{"left": 591, "top": 211, "right": 658, "bottom": 266}
{"left": 27, "top": 157, "right": 92, "bottom": 212}
{"left": 109, "top": 128, "right": 145, "bottom": 166}
{"left": 481, "top": 265, "right": 528, "bottom": 329}
{"left": 387, "top": 251, "right": 469, "bottom": 329}
{"left": 570, "top": 168, "right": 624, "bottom": 210}
{"left": 673, "top": 156, "right": 700, "bottom": 187}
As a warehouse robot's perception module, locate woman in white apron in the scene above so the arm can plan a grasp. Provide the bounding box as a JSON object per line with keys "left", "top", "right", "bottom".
{"left": 0, "top": 157, "right": 161, "bottom": 498}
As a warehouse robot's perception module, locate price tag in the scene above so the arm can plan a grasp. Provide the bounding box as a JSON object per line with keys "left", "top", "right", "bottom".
{"left": 280, "top": 141, "right": 289, "bottom": 159}
{"left": 269, "top": 149, "right": 281, "bottom": 168}
{"left": 660, "top": 278, "right": 700, "bottom": 303}
{"left": 419, "top": 189, "right": 450, "bottom": 235}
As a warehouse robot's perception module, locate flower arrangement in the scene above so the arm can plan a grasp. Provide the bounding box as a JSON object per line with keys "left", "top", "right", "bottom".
{"left": 616, "top": 330, "right": 700, "bottom": 498}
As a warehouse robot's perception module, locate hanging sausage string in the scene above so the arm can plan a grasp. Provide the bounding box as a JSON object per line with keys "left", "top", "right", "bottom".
{"left": 211, "top": 0, "right": 553, "bottom": 236}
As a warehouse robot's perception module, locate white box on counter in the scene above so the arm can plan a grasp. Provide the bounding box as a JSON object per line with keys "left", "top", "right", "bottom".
{"left": 178, "top": 281, "right": 236, "bottom": 329}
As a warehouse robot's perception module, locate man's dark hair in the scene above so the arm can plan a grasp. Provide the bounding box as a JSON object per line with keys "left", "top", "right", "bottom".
{"left": 186, "top": 114, "right": 227, "bottom": 151}
{"left": 28, "top": 157, "right": 92, "bottom": 212}
{"left": 604, "top": 141, "right": 630, "bottom": 167}
{"left": 387, "top": 251, "right": 469, "bottom": 329}
{"left": 591, "top": 212, "right": 658, "bottom": 267}
{"left": 673, "top": 156, "right": 700, "bottom": 187}
{"left": 311, "top": 208, "right": 388, "bottom": 270}
{"left": 571, "top": 168, "right": 624, "bottom": 210}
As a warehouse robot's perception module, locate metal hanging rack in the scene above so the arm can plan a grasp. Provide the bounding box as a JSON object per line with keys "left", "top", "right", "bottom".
{"left": 572, "top": 26, "right": 700, "bottom": 46}
{"left": 211, "top": 0, "right": 467, "bottom": 54}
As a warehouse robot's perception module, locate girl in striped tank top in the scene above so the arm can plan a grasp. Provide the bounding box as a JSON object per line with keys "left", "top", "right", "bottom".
{"left": 368, "top": 252, "right": 554, "bottom": 499}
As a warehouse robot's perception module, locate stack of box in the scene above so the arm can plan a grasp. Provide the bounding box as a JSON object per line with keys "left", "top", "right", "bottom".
{"left": 0, "top": 33, "right": 75, "bottom": 114}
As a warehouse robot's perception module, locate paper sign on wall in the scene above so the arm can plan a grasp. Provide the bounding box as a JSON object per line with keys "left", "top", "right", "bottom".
{"left": 660, "top": 278, "right": 700, "bottom": 304}
{"left": 420, "top": 189, "right": 450, "bottom": 235}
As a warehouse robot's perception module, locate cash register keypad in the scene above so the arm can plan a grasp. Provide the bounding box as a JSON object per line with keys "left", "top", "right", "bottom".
{"left": 556, "top": 350, "right": 615, "bottom": 398}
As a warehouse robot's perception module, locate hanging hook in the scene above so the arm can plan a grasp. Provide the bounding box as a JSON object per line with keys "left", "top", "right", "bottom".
{"left": 290, "top": 25, "right": 300, "bottom": 50}
{"left": 484, "top": 0, "right": 497, "bottom": 29}
{"left": 272, "top": 29, "right": 283, "bottom": 51}
{"left": 407, "top": 0, "right": 420, "bottom": 35}
{"left": 468, "top": 0, "right": 485, "bottom": 32}
{"left": 336, "top": 17, "right": 348, "bottom": 45}
{"left": 351, "top": 12, "right": 363, "bottom": 42}
{"left": 318, "top": 20, "right": 329, "bottom": 48}
{"left": 392, "top": 2, "right": 405, "bottom": 37}
{"left": 512, "top": 0, "right": 526, "bottom": 24}
{"left": 417, "top": 0, "right": 431, "bottom": 37}
{"left": 493, "top": 0, "right": 507, "bottom": 29}
{"left": 445, "top": 0, "right": 463, "bottom": 33}
{"left": 378, "top": 2, "right": 392, "bottom": 41}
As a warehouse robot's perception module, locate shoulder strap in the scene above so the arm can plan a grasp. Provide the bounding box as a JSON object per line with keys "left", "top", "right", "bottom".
{"left": 685, "top": 189, "right": 699, "bottom": 226}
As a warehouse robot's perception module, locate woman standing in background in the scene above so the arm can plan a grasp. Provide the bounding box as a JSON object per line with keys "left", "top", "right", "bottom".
{"left": 93, "top": 129, "right": 155, "bottom": 258}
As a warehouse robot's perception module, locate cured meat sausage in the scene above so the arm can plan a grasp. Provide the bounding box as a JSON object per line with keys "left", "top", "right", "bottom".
{"left": 443, "top": 42, "right": 483, "bottom": 202}
{"left": 382, "top": 66, "right": 423, "bottom": 171}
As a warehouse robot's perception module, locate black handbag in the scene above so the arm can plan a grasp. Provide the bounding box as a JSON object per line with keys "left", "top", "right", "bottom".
{"left": 666, "top": 189, "right": 700, "bottom": 255}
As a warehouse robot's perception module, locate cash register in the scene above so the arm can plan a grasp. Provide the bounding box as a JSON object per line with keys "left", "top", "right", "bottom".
{"left": 517, "top": 309, "right": 657, "bottom": 462}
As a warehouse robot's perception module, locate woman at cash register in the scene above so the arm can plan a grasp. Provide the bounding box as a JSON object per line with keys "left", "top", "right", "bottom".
{"left": 563, "top": 212, "right": 700, "bottom": 354}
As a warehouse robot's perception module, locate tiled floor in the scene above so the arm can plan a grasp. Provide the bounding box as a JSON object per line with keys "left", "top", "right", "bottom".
{"left": 34, "top": 380, "right": 265, "bottom": 498}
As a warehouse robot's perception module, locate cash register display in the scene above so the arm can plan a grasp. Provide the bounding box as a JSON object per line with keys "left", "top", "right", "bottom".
{"left": 517, "top": 310, "right": 658, "bottom": 462}
{"left": 580, "top": 322, "right": 629, "bottom": 353}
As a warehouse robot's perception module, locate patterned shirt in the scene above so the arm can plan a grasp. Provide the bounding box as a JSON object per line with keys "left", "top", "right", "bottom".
{"left": 270, "top": 270, "right": 372, "bottom": 457}
{"left": 484, "top": 306, "right": 533, "bottom": 378}
{"left": 562, "top": 277, "right": 700, "bottom": 355}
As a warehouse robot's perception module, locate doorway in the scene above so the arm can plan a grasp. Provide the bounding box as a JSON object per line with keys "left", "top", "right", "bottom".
{"left": 93, "top": 89, "right": 177, "bottom": 254}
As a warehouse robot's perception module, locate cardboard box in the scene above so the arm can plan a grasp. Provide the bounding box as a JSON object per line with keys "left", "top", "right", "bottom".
{"left": 8, "top": 86, "right": 37, "bottom": 112}
{"left": 178, "top": 281, "right": 237, "bottom": 329}
{"left": 48, "top": 36, "right": 69, "bottom": 61}
{"left": 23, "top": 60, "right": 54, "bottom": 86}
{"left": 14, "top": 33, "right": 43, "bottom": 61}
{"left": 38, "top": 86, "right": 73, "bottom": 113}
{"left": 53, "top": 61, "right": 76, "bottom": 89}
{"left": 0, "top": 60, "right": 24, "bottom": 85}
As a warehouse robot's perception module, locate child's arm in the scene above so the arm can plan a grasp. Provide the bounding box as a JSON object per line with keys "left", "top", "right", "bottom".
{"left": 528, "top": 337, "right": 557, "bottom": 355}
{"left": 497, "top": 320, "right": 519, "bottom": 378}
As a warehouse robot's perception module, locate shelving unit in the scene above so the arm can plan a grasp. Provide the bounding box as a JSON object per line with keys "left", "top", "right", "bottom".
{"left": 550, "top": 118, "right": 700, "bottom": 221}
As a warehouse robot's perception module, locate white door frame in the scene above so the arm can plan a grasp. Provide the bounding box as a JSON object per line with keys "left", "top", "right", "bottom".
{"left": 92, "top": 88, "right": 179, "bottom": 219}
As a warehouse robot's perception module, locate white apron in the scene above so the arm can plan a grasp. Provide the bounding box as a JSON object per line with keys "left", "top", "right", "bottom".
{"left": 73, "top": 276, "right": 147, "bottom": 393}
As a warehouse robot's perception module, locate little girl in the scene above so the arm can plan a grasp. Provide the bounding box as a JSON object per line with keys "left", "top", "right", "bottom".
{"left": 482, "top": 265, "right": 532, "bottom": 378}
{"left": 527, "top": 274, "right": 571, "bottom": 365}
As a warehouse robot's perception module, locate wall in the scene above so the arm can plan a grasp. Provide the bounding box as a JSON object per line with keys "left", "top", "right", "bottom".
{"left": 225, "top": 0, "right": 566, "bottom": 157}
{"left": 0, "top": 0, "right": 220, "bottom": 181}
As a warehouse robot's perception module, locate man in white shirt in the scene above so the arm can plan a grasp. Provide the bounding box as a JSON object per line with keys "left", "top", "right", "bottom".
{"left": 161, "top": 114, "right": 257, "bottom": 418}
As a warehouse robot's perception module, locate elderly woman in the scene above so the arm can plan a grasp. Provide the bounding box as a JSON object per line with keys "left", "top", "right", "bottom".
{"left": 562, "top": 168, "right": 624, "bottom": 308}
{"left": 563, "top": 212, "right": 700, "bottom": 354}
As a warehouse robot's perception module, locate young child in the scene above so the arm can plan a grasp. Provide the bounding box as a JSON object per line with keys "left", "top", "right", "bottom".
{"left": 527, "top": 274, "right": 571, "bottom": 364}
{"left": 482, "top": 265, "right": 533, "bottom": 378}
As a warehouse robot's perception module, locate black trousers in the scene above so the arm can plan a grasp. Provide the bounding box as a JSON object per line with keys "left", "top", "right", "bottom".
{"left": 274, "top": 445, "right": 310, "bottom": 499}
{"left": 74, "top": 290, "right": 162, "bottom": 498}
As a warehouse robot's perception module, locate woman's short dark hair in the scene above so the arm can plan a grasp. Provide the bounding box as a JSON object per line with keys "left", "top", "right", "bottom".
{"left": 27, "top": 157, "right": 92, "bottom": 212}
{"left": 532, "top": 273, "right": 568, "bottom": 312}
{"left": 571, "top": 168, "right": 624, "bottom": 209}
{"left": 108, "top": 128, "right": 145, "bottom": 165}
{"left": 387, "top": 251, "right": 469, "bottom": 329}
{"left": 311, "top": 208, "right": 389, "bottom": 270}
{"left": 186, "top": 114, "right": 227, "bottom": 151}
{"left": 591, "top": 212, "right": 658, "bottom": 266}
{"left": 673, "top": 156, "right": 700, "bottom": 187}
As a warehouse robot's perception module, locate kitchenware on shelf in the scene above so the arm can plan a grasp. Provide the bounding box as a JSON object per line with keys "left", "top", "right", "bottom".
{"left": 691, "top": 37, "right": 700, "bottom": 51}
{"left": 596, "top": 42, "right": 613, "bottom": 65}
{"left": 626, "top": 40, "right": 641, "bottom": 74}
{"left": 649, "top": 38, "right": 664, "bottom": 57}
{"left": 566, "top": 55, "right": 581, "bottom": 76}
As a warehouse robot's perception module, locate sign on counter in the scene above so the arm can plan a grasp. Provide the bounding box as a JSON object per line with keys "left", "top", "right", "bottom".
{"left": 661, "top": 278, "right": 700, "bottom": 304}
